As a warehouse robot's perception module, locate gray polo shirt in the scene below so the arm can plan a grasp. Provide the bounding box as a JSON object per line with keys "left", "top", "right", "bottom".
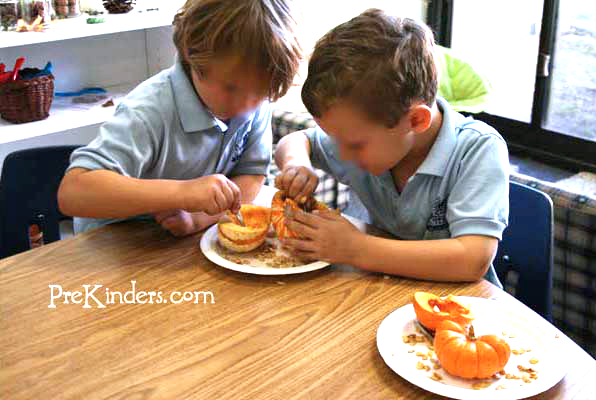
{"left": 305, "top": 97, "right": 509, "bottom": 286}
{"left": 68, "top": 61, "right": 272, "bottom": 233}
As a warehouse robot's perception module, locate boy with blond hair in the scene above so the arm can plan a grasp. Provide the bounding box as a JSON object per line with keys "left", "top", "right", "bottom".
{"left": 275, "top": 9, "right": 509, "bottom": 285}
{"left": 59, "top": 0, "right": 302, "bottom": 236}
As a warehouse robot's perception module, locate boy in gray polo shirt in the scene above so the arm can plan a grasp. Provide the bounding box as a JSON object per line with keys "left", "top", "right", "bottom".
{"left": 274, "top": 10, "right": 508, "bottom": 286}
{"left": 58, "top": 0, "right": 302, "bottom": 236}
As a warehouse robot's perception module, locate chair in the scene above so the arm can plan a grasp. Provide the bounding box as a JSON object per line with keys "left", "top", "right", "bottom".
{"left": 494, "top": 181, "right": 554, "bottom": 321}
{"left": 0, "top": 145, "right": 80, "bottom": 259}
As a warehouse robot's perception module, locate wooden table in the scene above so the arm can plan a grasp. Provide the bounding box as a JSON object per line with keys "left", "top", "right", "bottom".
{"left": 1, "top": 220, "right": 594, "bottom": 399}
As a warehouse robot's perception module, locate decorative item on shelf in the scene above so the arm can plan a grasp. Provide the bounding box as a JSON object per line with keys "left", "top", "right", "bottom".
{"left": 0, "top": 59, "right": 55, "bottom": 124}
{"left": 15, "top": 0, "right": 52, "bottom": 31}
{"left": 53, "top": 0, "right": 79, "bottom": 18}
{"left": 38, "top": 0, "right": 54, "bottom": 24}
{"left": 79, "top": 0, "right": 102, "bottom": 14}
{"left": 102, "top": 0, "right": 134, "bottom": 14}
{"left": 54, "top": 87, "right": 108, "bottom": 104}
{"left": 0, "top": 1, "right": 19, "bottom": 31}
{"left": 85, "top": 15, "right": 102, "bottom": 23}
{"left": 52, "top": 0, "right": 65, "bottom": 17}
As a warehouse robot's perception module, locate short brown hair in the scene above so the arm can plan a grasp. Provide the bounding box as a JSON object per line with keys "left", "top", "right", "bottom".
{"left": 302, "top": 9, "right": 438, "bottom": 128}
{"left": 173, "top": 0, "right": 302, "bottom": 101}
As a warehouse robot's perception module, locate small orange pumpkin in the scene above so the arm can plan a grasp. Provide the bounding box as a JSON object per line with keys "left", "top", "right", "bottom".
{"left": 270, "top": 191, "right": 329, "bottom": 240}
{"left": 412, "top": 292, "right": 474, "bottom": 331}
{"left": 434, "top": 320, "right": 511, "bottom": 379}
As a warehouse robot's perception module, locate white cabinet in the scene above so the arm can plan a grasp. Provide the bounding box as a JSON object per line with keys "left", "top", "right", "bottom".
{"left": 0, "top": 9, "right": 179, "bottom": 169}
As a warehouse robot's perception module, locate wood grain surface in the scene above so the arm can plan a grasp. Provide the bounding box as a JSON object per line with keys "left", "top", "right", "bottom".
{"left": 1, "top": 220, "right": 594, "bottom": 400}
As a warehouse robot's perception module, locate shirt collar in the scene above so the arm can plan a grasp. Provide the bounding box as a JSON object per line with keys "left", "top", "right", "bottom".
{"left": 415, "top": 97, "right": 459, "bottom": 177}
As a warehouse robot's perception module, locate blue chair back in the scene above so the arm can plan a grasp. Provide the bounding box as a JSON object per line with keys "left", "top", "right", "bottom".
{"left": 0, "top": 145, "right": 79, "bottom": 259}
{"left": 494, "top": 181, "right": 554, "bottom": 321}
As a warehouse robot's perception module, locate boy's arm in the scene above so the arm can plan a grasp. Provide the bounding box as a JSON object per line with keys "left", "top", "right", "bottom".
{"left": 274, "top": 131, "right": 320, "bottom": 200}
{"left": 276, "top": 127, "right": 352, "bottom": 197}
{"left": 274, "top": 131, "right": 312, "bottom": 170}
{"left": 352, "top": 234, "right": 497, "bottom": 282}
{"left": 284, "top": 211, "right": 496, "bottom": 282}
{"left": 58, "top": 168, "right": 240, "bottom": 218}
{"left": 231, "top": 174, "right": 266, "bottom": 204}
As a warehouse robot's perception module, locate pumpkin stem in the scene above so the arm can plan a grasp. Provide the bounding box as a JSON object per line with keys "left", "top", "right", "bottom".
{"left": 467, "top": 324, "right": 477, "bottom": 340}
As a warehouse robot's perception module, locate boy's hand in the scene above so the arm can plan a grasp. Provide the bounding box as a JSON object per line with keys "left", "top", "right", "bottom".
{"left": 274, "top": 165, "right": 318, "bottom": 202}
{"left": 281, "top": 210, "right": 362, "bottom": 264}
{"left": 153, "top": 209, "right": 198, "bottom": 237}
{"left": 154, "top": 210, "right": 220, "bottom": 237}
{"left": 183, "top": 174, "right": 241, "bottom": 215}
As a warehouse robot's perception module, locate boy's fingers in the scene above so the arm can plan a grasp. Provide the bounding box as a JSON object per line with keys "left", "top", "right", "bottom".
{"left": 163, "top": 216, "right": 186, "bottom": 236}
{"left": 288, "top": 173, "right": 308, "bottom": 199}
{"left": 153, "top": 210, "right": 175, "bottom": 223}
{"left": 282, "top": 237, "right": 317, "bottom": 253}
{"left": 291, "top": 249, "right": 318, "bottom": 262}
{"left": 228, "top": 179, "right": 242, "bottom": 206}
{"left": 290, "top": 210, "right": 319, "bottom": 228}
{"left": 163, "top": 215, "right": 178, "bottom": 229}
{"left": 274, "top": 174, "right": 283, "bottom": 189}
{"left": 221, "top": 181, "right": 237, "bottom": 211}
{"left": 298, "top": 174, "right": 318, "bottom": 202}
{"left": 285, "top": 219, "right": 317, "bottom": 239}
{"left": 224, "top": 179, "right": 240, "bottom": 201}
{"left": 312, "top": 209, "right": 340, "bottom": 221}
{"left": 280, "top": 168, "right": 297, "bottom": 191}
{"left": 212, "top": 190, "right": 227, "bottom": 215}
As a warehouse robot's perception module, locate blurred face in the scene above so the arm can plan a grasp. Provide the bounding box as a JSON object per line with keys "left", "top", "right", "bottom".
{"left": 315, "top": 101, "right": 415, "bottom": 176}
{"left": 190, "top": 55, "right": 269, "bottom": 120}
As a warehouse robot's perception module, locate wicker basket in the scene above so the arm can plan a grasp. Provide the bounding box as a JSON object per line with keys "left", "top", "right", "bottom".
{"left": 0, "top": 75, "right": 55, "bottom": 123}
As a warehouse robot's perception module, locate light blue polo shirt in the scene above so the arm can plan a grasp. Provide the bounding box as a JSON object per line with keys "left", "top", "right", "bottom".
{"left": 305, "top": 97, "right": 509, "bottom": 286}
{"left": 68, "top": 61, "right": 272, "bottom": 233}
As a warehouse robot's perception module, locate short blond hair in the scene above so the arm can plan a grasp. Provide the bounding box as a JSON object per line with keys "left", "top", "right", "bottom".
{"left": 302, "top": 9, "right": 438, "bottom": 128}
{"left": 173, "top": 0, "right": 302, "bottom": 101}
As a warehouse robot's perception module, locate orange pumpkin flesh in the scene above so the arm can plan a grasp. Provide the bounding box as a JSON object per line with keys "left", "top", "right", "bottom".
{"left": 412, "top": 292, "right": 474, "bottom": 331}
{"left": 217, "top": 205, "right": 271, "bottom": 252}
{"left": 434, "top": 320, "right": 511, "bottom": 379}
{"left": 271, "top": 191, "right": 329, "bottom": 240}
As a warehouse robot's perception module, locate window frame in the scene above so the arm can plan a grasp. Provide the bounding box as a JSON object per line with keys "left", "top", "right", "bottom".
{"left": 427, "top": 0, "right": 596, "bottom": 172}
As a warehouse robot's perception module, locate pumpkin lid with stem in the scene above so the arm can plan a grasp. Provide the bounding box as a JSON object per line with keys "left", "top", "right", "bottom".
{"left": 413, "top": 292, "right": 475, "bottom": 331}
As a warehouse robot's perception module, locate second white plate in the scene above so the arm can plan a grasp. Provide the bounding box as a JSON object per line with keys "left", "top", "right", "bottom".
{"left": 377, "top": 297, "right": 568, "bottom": 400}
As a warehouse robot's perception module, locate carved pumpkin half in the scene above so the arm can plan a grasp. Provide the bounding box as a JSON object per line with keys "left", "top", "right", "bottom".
{"left": 217, "top": 205, "right": 271, "bottom": 252}
{"left": 270, "top": 191, "right": 329, "bottom": 240}
{"left": 412, "top": 292, "right": 474, "bottom": 331}
{"left": 434, "top": 320, "right": 511, "bottom": 379}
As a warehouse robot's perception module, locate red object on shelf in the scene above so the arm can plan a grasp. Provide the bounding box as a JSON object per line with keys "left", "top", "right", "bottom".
{"left": 0, "top": 57, "right": 25, "bottom": 84}
{"left": 11, "top": 57, "right": 25, "bottom": 82}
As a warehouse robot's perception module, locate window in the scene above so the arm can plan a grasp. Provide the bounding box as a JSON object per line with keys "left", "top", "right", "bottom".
{"left": 450, "top": 0, "right": 543, "bottom": 123}
{"left": 545, "top": 1, "right": 596, "bottom": 142}
{"left": 429, "top": 0, "right": 596, "bottom": 170}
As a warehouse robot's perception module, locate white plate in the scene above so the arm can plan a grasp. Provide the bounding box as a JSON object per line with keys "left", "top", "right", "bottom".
{"left": 200, "top": 223, "right": 330, "bottom": 275}
{"left": 377, "top": 297, "right": 568, "bottom": 400}
{"left": 200, "top": 185, "right": 365, "bottom": 275}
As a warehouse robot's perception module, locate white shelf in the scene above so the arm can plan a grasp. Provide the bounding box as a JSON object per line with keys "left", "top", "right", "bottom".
{"left": 0, "top": 9, "right": 177, "bottom": 49}
{"left": 0, "top": 82, "right": 137, "bottom": 145}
